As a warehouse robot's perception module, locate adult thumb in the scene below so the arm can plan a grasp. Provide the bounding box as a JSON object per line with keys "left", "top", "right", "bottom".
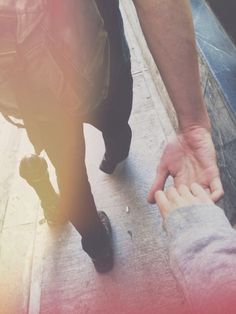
{"left": 148, "top": 165, "right": 169, "bottom": 204}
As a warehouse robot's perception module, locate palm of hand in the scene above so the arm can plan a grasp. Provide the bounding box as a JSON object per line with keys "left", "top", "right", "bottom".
{"left": 148, "top": 128, "right": 223, "bottom": 203}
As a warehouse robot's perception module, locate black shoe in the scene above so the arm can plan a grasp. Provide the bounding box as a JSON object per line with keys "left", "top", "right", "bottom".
{"left": 99, "top": 154, "right": 128, "bottom": 174}
{"left": 100, "top": 125, "right": 132, "bottom": 174}
{"left": 91, "top": 211, "right": 114, "bottom": 273}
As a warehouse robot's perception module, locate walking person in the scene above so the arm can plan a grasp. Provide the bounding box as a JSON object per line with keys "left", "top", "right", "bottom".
{"left": 0, "top": 0, "right": 223, "bottom": 273}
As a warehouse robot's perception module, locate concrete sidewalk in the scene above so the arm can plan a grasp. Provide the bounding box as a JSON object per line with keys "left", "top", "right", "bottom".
{"left": 0, "top": 5, "right": 189, "bottom": 314}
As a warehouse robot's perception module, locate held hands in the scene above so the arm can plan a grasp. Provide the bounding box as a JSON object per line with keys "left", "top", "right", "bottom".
{"left": 148, "top": 127, "right": 224, "bottom": 204}
{"left": 155, "top": 183, "right": 214, "bottom": 219}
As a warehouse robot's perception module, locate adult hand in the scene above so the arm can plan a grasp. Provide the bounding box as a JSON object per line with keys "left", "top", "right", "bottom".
{"left": 148, "top": 127, "right": 224, "bottom": 203}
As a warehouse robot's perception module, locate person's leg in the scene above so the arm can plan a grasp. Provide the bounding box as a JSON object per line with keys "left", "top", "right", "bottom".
{"left": 34, "top": 118, "right": 113, "bottom": 272}
{"left": 91, "top": 0, "right": 133, "bottom": 173}
{"left": 99, "top": 66, "right": 133, "bottom": 173}
{"left": 95, "top": 0, "right": 131, "bottom": 66}
{"left": 16, "top": 8, "right": 113, "bottom": 271}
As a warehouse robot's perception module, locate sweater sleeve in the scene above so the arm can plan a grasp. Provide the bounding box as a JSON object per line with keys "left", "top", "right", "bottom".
{"left": 164, "top": 204, "right": 236, "bottom": 314}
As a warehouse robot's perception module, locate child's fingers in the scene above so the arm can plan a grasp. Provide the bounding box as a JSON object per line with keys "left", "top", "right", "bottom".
{"left": 166, "top": 186, "right": 181, "bottom": 201}
{"left": 177, "top": 184, "right": 193, "bottom": 198}
{"left": 191, "top": 183, "right": 213, "bottom": 202}
{"left": 155, "top": 190, "right": 170, "bottom": 216}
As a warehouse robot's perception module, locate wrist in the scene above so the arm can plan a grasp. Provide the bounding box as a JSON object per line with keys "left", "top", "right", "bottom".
{"left": 179, "top": 124, "right": 211, "bottom": 137}
{"left": 177, "top": 100, "right": 211, "bottom": 133}
{"left": 178, "top": 116, "right": 211, "bottom": 134}
{"left": 177, "top": 125, "right": 214, "bottom": 152}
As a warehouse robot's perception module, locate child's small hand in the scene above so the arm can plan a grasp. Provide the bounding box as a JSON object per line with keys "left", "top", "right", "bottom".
{"left": 155, "top": 183, "right": 214, "bottom": 219}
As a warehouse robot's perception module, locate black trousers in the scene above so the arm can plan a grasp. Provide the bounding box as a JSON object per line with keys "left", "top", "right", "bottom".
{"left": 30, "top": 0, "right": 133, "bottom": 257}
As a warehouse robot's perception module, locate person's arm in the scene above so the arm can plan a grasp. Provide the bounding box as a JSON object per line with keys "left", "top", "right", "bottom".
{"left": 155, "top": 184, "right": 236, "bottom": 313}
{"left": 132, "top": 0, "right": 223, "bottom": 201}
{"left": 165, "top": 205, "right": 236, "bottom": 314}
{"left": 133, "top": 0, "right": 208, "bottom": 130}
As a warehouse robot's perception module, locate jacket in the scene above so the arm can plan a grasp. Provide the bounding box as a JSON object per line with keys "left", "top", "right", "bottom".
{"left": 165, "top": 204, "right": 236, "bottom": 314}
{"left": 0, "top": 0, "right": 110, "bottom": 121}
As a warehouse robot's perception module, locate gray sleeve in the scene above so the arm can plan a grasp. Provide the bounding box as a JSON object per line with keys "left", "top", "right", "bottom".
{"left": 164, "top": 204, "right": 236, "bottom": 314}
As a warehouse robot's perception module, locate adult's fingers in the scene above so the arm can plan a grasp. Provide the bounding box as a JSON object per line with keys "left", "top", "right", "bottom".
{"left": 210, "top": 177, "right": 224, "bottom": 202}
{"left": 148, "top": 164, "right": 169, "bottom": 204}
